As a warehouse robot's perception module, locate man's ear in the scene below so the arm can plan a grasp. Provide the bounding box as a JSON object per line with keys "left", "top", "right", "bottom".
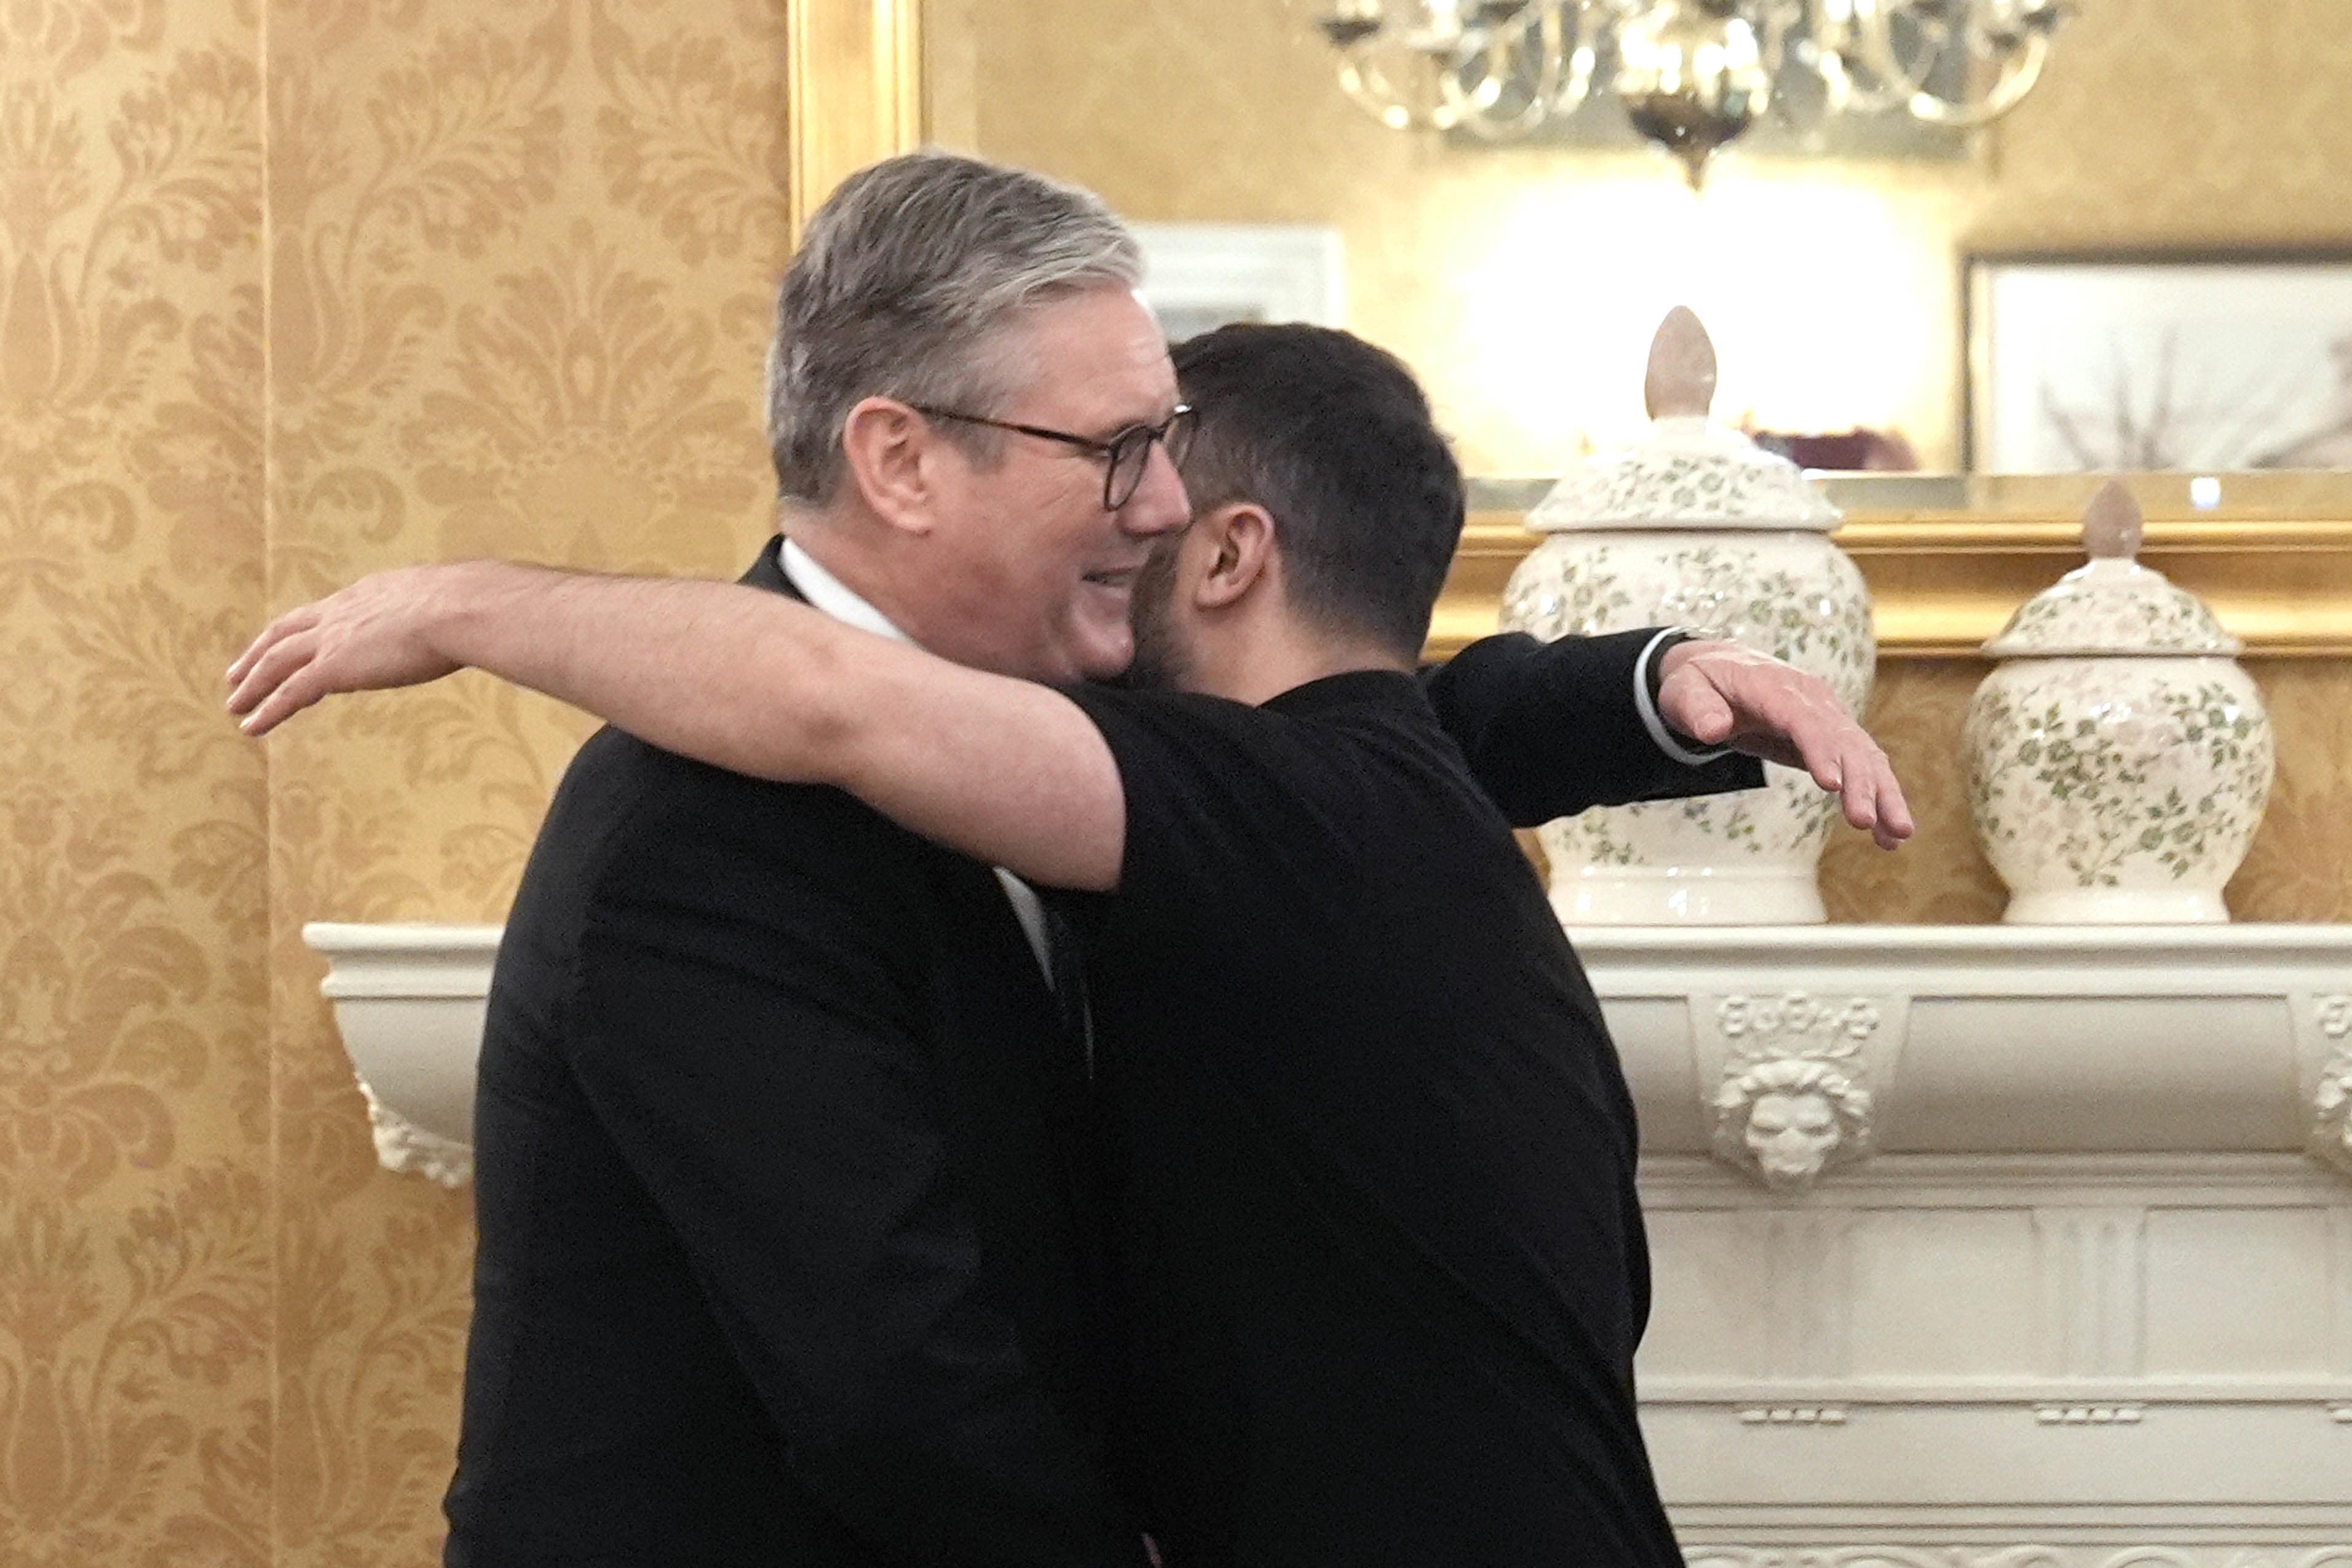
{"left": 1193, "top": 501, "right": 1277, "bottom": 611}
{"left": 838, "top": 397, "right": 938, "bottom": 537}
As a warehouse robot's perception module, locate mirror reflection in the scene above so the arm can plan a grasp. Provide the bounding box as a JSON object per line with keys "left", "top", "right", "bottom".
{"left": 929, "top": 0, "right": 2352, "bottom": 482}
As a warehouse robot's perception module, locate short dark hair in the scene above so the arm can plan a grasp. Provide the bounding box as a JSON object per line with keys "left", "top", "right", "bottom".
{"left": 1170, "top": 324, "right": 1463, "bottom": 659}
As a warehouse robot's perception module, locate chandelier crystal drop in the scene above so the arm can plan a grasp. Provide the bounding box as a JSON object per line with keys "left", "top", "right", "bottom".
{"left": 1301, "top": 0, "right": 2067, "bottom": 184}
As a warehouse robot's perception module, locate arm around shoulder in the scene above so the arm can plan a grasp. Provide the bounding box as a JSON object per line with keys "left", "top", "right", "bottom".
{"left": 233, "top": 559, "right": 1129, "bottom": 889}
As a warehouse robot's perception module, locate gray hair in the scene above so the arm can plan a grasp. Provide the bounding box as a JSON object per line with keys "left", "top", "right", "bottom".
{"left": 766, "top": 151, "right": 1144, "bottom": 505}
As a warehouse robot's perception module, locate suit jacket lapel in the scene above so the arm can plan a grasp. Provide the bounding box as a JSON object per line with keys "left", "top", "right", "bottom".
{"left": 742, "top": 534, "right": 793, "bottom": 595}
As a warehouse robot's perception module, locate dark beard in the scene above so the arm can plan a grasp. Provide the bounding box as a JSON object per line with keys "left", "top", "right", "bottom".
{"left": 1115, "top": 537, "right": 1189, "bottom": 692}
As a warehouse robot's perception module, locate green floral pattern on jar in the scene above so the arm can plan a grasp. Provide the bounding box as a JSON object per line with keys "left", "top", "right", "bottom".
{"left": 1989, "top": 562, "right": 2235, "bottom": 656}
{"left": 1965, "top": 661, "right": 2273, "bottom": 897}
{"left": 1503, "top": 529, "right": 1874, "bottom": 893}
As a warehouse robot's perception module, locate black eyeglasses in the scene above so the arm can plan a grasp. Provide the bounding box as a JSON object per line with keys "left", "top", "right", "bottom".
{"left": 910, "top": 403, "right": 1197, "bottom": 510}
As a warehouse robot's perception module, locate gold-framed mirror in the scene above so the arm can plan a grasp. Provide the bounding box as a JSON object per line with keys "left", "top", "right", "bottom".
{"left": 812, "top": 0, "right": 2352, "bottom": 660}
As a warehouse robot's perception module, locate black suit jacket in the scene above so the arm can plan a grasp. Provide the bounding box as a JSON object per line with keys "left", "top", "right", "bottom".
{"left": 445, "top": 542, "right": 1139, "bottom": 1567}
{"left": 443, "top": 539, "right": 1759, "bottom": 1566}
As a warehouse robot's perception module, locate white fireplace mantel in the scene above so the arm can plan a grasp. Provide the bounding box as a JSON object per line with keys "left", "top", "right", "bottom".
{"left": 306, "top": 922, "right": 500, "bottom": 1187}
{"left": 305, "top": 921, "right": 2352, "bottom": 1191}
{"left": 306, "top": 920, "right": 2352, "bottom": 1553}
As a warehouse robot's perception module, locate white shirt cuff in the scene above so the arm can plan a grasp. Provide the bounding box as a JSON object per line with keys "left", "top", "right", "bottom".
{"left": 1634, "top": 627, "right": 1736, "bottom": 767}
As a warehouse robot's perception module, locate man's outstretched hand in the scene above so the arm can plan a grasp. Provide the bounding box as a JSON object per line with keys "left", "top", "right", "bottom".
{"left": 226, "top": 563, "right": 485, "bottom": 735}
{"left": 1657, "top": 638, "right": 1913, "bottom": 852}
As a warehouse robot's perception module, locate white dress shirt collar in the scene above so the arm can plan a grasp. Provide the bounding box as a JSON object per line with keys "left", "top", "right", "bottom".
{"left": 778, "top": 536, "right": 913, "bottom": 646}
{"left": 777, "top": 535, "right": 1058, "bottom": 985}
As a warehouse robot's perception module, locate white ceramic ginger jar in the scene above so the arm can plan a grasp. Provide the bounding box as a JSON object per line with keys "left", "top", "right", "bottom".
{"left": 1500, "top": 307, "right": 1874, "bottom": 925}
{"left": 1963, "top": 481, "right": 2274, "bottom": 924}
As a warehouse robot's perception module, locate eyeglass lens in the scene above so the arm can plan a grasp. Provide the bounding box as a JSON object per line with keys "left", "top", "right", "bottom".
{"left": 1106, "top": 408, "right": 1197, "bottom": 509}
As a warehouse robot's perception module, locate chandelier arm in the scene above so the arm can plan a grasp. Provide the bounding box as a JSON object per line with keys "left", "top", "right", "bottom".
{"left": 1823, "top": 0, "right": 1942, "bottom": 114}
{"left": 1542, "top": 0, "right": 1603, "bottom": 116}
{"left": 1792, "top": 0, "right": 1863, "bottom": 117}
{"left": 1755, "top": 0, "right": 1832, "bottom": 124}
{"left": 1337, "top": 46, "right": 1461, "bottom": 130}
{"left": 1454, "top": 2, "right": 1596, "bottom": 141}
{"left": 1903, "top": 28, "right": 2049, "bottom": 127}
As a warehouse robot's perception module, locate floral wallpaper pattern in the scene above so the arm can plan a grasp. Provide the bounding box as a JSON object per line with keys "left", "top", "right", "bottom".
{"left": 262, "top": 2, "right": 785, "bottom": 1564}
{"left": 2, "top": 0, "right": 270, "bottom": 1561}
{"left": 2, "top": 0, "right": 786, "bottom": 1560}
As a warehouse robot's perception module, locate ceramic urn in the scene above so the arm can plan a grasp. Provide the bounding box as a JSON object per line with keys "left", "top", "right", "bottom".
{"left": 1963, "top": 481, "right": 2275, "bottom": 924}
{"left": 1500, "top": 307, "right": 1874, "bottom": 924}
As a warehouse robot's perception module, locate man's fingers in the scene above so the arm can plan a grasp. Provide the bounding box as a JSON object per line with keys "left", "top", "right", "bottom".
{"left": 1769, "top": 701, "right": 1848, "bottom": 795}
{"left": 1668, "top": 646, "right": 1915, "bottom": 851}
{"left": 227, "top": 631, "right": 320, "bottom": 726}
{"left": 238, "top": 660, "right": 334, "bottom": 737}
{"left": 226, "top": 605, "right": 319, "bottom": 686}
{"left": 1690, "top": 705, "right": 1736, "bottom": 746}
{"left": 1756, "top": 697, "right": 1914, "bottom": 849}
{"left": 1835, "top": 746, "right": 1907, "bottom": 851}
{"left": 1871, "top": 755, "right": 1917, "bottom": 850}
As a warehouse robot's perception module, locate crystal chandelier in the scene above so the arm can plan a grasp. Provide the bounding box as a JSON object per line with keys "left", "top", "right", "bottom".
{"left": 1303, "top": 0, "right": 2066, "bottom": 184}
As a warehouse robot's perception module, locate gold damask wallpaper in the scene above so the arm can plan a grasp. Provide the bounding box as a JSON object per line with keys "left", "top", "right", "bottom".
{"left": 4, "top": 0, "right": 790, "bottom": 1560}
{"left": 2, "top": 0, "right": 271, "bottom": 1561}
{"left": 264, "top": 1, "right": 786, "bottom": 1563}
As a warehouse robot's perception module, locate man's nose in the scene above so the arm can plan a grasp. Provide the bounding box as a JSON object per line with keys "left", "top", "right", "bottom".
{"left": 1119, "top": 442, "right": 1190, "bottom": 536}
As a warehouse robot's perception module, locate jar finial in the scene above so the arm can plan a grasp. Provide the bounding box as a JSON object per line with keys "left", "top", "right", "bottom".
{"left": 2083, "top": 479, "right": 2144, "bottom": 561}
{"left": 1645, "top": 306, "right": 1718, "bottom": 421}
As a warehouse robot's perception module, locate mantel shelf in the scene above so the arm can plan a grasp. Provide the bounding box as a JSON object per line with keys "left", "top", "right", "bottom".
{"left": 304, "top": 921, "right": 2352, "bottom": 1190}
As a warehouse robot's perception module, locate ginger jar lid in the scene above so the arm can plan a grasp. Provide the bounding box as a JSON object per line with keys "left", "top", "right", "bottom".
{"left": 1982, "top": 481, "right": 2241, "bottom": 659}
{"left": 1524, "top": 307, "right": 1842, "bottom": 536}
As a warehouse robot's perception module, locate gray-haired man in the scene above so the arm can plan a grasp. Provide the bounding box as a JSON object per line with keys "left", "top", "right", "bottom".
{"left": 432, "top": 153, "right": 1184, "bottom": 1568}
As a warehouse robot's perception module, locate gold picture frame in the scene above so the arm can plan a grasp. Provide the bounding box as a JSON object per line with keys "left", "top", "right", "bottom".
{"left": 785, "top": 0, "right": 928, "bottom": 242}
{"left": 1433, "top": 477, "right": 2352, "bottom": 660}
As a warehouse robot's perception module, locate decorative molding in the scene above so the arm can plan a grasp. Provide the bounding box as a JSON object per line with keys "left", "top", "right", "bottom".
{"left": 1592, "top": 926, "right": 2352, "bottom": 1165}
{"left": 2313, "top": 996, "right": 2352, "bottom": 1181}
{"left": 2033, "top": 1403, "right": 2145, "bottom": 1425}
{"left": 1431, "top": 510, "right": 2352, "bottom": 659}
{"left": 1709, "top": 993, "right": 1883, "bottom": 1190}
{"left": 1685, "top": 1551, "right": 2352, "bottom": 1567}
{"left": 357, "top": 1079, "right": 473, "bottom": 1189}
{"left": 785, "top": 0, "right": 926, "bottom": 244}
{"left": 2333, "top": 1208, "right": 2352, "bottom": 1379}
{"left": 1738, "top": 1406, "right": 1848, "bottom": 1426}
{"left": 303, "top": 924, "right": 2352, "bottom": 1192}
{"left": 1641, "top": 1153, "right": 2352, "bottom": 1207}
{"left": 1644, "top": 1382, "right": 2352, "bottom": 1406}
{"left": 304, "top": 924, "right": 498, "bottom": 1185}
{"left": 2033, "top": 1208, "right": 2147, "bottom": 1379}
{"left": 1758, "top": 1212, "right": 1856, "bottom": 1380}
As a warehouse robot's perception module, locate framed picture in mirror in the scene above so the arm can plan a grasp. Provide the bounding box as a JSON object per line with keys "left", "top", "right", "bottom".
{"left": 1966, "top": 251, "right": 2352, "bottom": 472}
{"left": 1133, "top": 223, "right": 1344, "bottom": 344}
